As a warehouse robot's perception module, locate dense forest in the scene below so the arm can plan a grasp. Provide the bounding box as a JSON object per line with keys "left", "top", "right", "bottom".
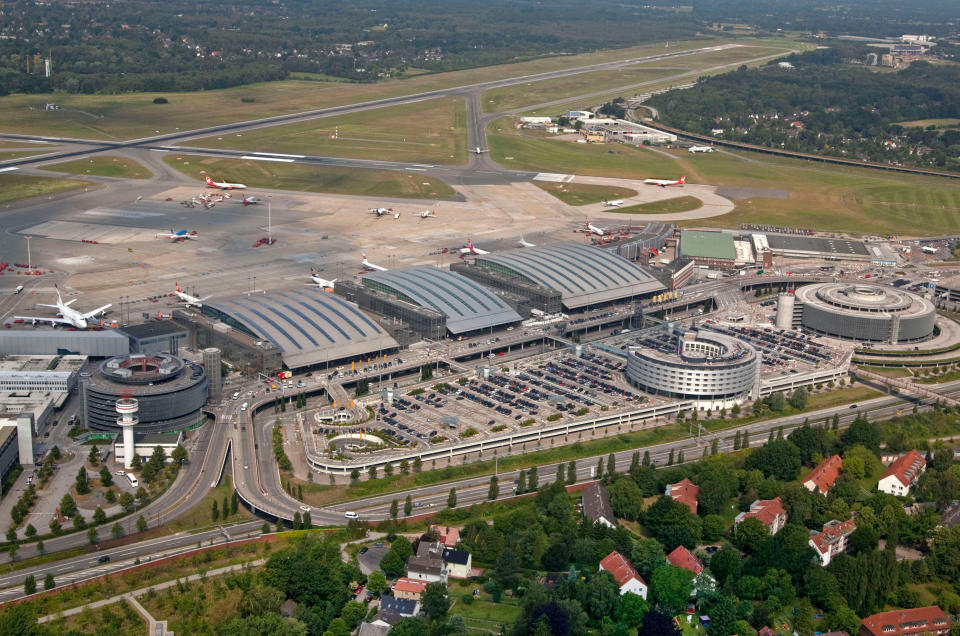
{"left": 648, "top": 45, "right": 960, "bottom": 171}
{"left": 0, "top": 0, "right": 699, "bottom": 95}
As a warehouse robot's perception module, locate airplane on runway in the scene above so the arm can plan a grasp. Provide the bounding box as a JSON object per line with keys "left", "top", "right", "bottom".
{"left": 241, "top": 196, "right": 262, "bottom": 205}
{"left": 173, "top": 283, "right": 211, "bottom": 308}
{"left": 602, "top": 199, "right": 625, "bottom": 207}
{"left": 473, "top": 147, "right": 487, "bottom": 155}
{"left": 460, "top": 240, "right": 489, "bottom": 255}
{"left": 419, "top": 210, "right": 436, "bottom": 219}
{"left": 644, "top": 176, "right": 686, "bottom": 187}
{"left": 518, "top": 236, "right": 536, "bottom": 248}
{"left": 688, "top": 146, "right": 714, "bottom": 153}
{"left": 308, "top": 268, "right": 337, "bottom": 291}
{"left": 583, "top": 219, "right": 607, "bottom": 236}
{"left": 361, "top": 253, "right": 388, "bottom": 272}
{"left": 205, "top": 175, "right": 247, "bottom": 190}
{"left": 15, "top": 285, "right": 111, "bottom": 329}
{"left": 156, "top": 229, "right": 199, "bottom": 242}
{"left": 368, "top": 207, "right": 393, "bottom": 217}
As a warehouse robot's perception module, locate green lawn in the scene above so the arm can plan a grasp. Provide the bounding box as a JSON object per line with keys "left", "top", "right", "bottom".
{"left": 163, "top": 155, "right": 456, "bottom": 199}
{"left": 166, "top": 475, "right": 251, "bottom": 532}
{"left": 0, "top": 150, "right": 47, "bottom": 161}
{"left": 45, "top": 600, "right": 146, "bottom": 636}
{"left": 0, "top": 173, "right": 91, "bottom": 205}
{"left": 897, "top": 118, "right": 960, "bottom": 130}
{"left": 40, "top": 155, "right": 151, "bottom": 179}
{"left": 191, "top": 97, "right": 468, "bottom": 165}
{"left": 534, "top": 180, "right": 637, "bottom": 205}
{"left": 609, "top": 195, "right": 702, "bottom": 214}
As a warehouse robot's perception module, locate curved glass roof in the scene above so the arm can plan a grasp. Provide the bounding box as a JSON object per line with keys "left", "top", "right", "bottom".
{"left": 477, "top": 242, "right": 664, "bottom": 308}
{"left": 207, "top": 290, "right": 397, "bottom": 369}
{"left": 363, "top": 266, "right": 522, "bottom": 334}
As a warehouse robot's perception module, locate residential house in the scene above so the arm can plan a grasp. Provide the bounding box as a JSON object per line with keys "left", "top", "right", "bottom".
{"left": 878, "top": 450, "right": 926, "bottom": 496}
{"left": 380, "top": 595, "right": 420, "bottom": 619}
{"left": 803, "top": 454, "right": 843, "bottom": 494}
{"left": 582, "top": 482, "right": 617, "bottom": 528}
{"left": 810, "top": 518, "right": 857, "bottom": 566}
{"left": 391, "top": 577, "right": 427, "bottom": 601}
{"left": 441, "top": 547, "right": 472, "bottom": 579}
{"left": 598, "top": 551, "right": 648, "bottom": 599}
{"left": 430, "top": 525, "right": 460, "bottom": 548}
{"left": 666, "top": 478, "right": 699, "bottom": 514}
{"left": 734, "top": 497, "right": 787, "bottom": 535}
{"left": 859, "top": 606, "right": 950, "bottom": 635}
{"left": 666, "top": 546, "right": 704, "bottom": 576}
{"left": 407, "top": 541, "right": 447, "bottom": 583}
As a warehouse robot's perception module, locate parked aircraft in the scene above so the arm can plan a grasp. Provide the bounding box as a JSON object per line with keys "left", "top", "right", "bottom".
{"left": 419, "top": 210, "right": 436, "bottom": 219}
{"left": 584, "top": 219, "right": 607, "bottom": 236}
{"left": 688, "top": 146, "right": 714, "bottom": 153}
{"left": 15, "top": 285, "right": 111, "bottom": 329}
{"left": 644, "top": 176, "right": 686, "bottom": 187}
{"left": 368, "top": 207, "right": 393, "bottom": 217}
{"left": 173, "top": 283, "right": 211, "bottom": 308}
{"left": 602, "top": 200, "right": 625, "bottom": 207}
{"left": 205, "top": 175, "right": 247, "bottom": 190}
{"left": 518, "top": 236, "right": 536, "bottom": 248}
{"left": 156, "top": 229, "right": 199, "bottom": 242}
{"left": 308, "top": 268, "right": 337, "bottom": 291}
{"left": 460, "top": 240, "right": 489, "bottom": 255}
{"left": 361, "top": 253, "right": 388, "bottom": 272}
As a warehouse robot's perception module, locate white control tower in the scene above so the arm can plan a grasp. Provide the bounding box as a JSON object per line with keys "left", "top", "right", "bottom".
{"left": 116, "top": 398, "right": 139, "bottom": 469}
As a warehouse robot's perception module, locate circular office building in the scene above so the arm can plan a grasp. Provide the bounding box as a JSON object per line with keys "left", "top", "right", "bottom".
{"left": 82, "top": 353, "right": 208, "bottom": 434}
{"left": 625, "top": 328, "right": 759, "bottom": 409}
{"left": 794, "top": 283, "right": 935, "bottom": 343}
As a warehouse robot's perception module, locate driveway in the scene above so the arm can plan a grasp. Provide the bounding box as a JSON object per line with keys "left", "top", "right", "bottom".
{"left": 357, "top": 546, "right": 389, "bottom": 575}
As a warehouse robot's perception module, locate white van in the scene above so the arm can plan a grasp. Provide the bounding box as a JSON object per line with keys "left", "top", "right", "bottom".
{"left": 240, "top": 402, "right": 248, "bottom": 411}
{"left": 232, "top": 392, "right": 240, "bottom": 400}
{"left": 344, "top": 511, "right": 359, "bottom": 519}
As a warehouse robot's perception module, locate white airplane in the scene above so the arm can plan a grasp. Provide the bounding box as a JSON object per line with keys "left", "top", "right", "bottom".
{"left": 361, "top": 253, "right": 388, "bottom": 272}
{"left": 419, "top": 210, "right": 436, "bottom": 219}
{"left": 393, "top": 211, "right": 401, "bottom": 220}
{"left": 584, "top": 219, "right": 607, "bottom": 236}
{"left": 460, "top": 240, "right": 489, "bottom": 255}
{"left": 205, "top": 175, "right": 247, "bottom": 190}
{"left": 602, "top": 200, "right": 625, "bottom": 207}
{"left": 156, "top": 229, "right": 199, "bottom": 242}
{"left": 518, "top": 236, "right": 536, "bottom": 248}
{"left": 688, "top": 146, "right": 715, "bottom": 153}
{"left": 368, "top": 207, "right": 393, "bottom": 217}
{"left": 241, "top": 196, "right": 261, "bottom": 205}
{"left": 644, "top": 175, "right": 686, "bottom": 187}
{"left": 473, "top": 147, "right": 486, "bottom": 155}
{"left": 15, "top": 285, "right": 111, "bottom": 329}
{"left": 172, "top": 282, "right": 211, "bottom": 308}
{"left": 308, "top": 268, "right": 337, "bottom": 291}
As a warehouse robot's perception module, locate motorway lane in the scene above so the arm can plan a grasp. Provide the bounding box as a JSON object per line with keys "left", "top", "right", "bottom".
{"left": 0, "top": 520, "right": 263, "bottom": 601}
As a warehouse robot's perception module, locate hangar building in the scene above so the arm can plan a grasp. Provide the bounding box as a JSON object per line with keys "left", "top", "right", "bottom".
{"left": 0, "top": 329, "right": 129, "bottom": 357}
{"left": 469, "top": 243, "right": 665, "bottom": 311}
{"left": 362, "top": 267, "right": 522, "bottom": 336}
{"left": 203, "top": 290, "right": 398, "bottom": 370}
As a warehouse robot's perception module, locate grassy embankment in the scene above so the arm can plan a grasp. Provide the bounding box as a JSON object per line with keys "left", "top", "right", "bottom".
{"left": 533, "top": 181, "right": 637, "bottom": 205}
{"left": 0, "top": 174, "right": 91, "bottom": 206}
{"left": 609, "top": 195, "right": 702, "bottom": 214}
{"left": 40, "top": 156, "right": 151, "bottom": 179}
{"left": 164, "top": 154, "right": 455, "bottom": 199}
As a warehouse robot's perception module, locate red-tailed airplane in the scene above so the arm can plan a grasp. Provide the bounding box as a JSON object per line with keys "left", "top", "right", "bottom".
{"left": 644, "top": 175, "right": 686, "bottom": 187}
{"left": 459, "top": 240, "right": 489, "bottom": 255}
{"left": 173, "top": 282, "right": 211, "bottom": 308}
{"left": 205, "top": 175, "right": 247, "bottom": 190}
{"left": 583, "top": 219, "right": 607, "bottom": 236}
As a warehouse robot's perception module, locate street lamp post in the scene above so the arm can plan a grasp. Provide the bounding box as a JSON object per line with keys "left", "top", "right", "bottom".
{"left": 25, "top": 235, "right": 32, "bottom": 270}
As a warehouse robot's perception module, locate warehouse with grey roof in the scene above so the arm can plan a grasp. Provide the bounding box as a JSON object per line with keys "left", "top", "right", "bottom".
{"left": 472, "top": 243, "right": 665, "bottom": 310}
{"left": 203, "top": 290, "right": 398, "bottom": 370}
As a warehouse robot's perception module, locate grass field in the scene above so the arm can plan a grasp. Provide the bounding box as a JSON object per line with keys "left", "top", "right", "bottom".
{"left": 897, "top": 118, "right": 960, "bottom": 129}
{"left": 166, "top": 475, "right": 250, "bottom": 532}
{"left": 45, "top": 600, "right": 146, "bottom": 636}
{"left": 533, "top": 180, "right": 637, "bottom": 205}
{"left": 163, "top": 155, "right": 456, "bottom": 199}
{"left": 490, "top": 119, "right": 960, "bottom": 235}
{"left": 40, "top": 155, "right": 151, "bottom": 179}
{"left": 0, "top": 39, "right": 755, "bottom": 140}
{"left": 191, "top": 97, "right": 468, "bottom": 165}
{"left": 0, "top": 150, "right": 47, "bottom": 161}
{"left": 610, "top": 195, "right": 702, "bottom": 214}
{"left": 0, "top": 173, "right": 91, "bottom": 205}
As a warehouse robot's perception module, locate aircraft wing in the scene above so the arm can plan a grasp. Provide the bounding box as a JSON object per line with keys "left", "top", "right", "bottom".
{"left": 14, "top": 315, "right": 73, "bottom": 326}
{"left": 81, "top": 304, "right": 112, "bottom": 319}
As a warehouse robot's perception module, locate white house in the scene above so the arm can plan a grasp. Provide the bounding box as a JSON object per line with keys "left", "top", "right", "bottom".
{"left": 599, "top": 551, "right": 648, "bottom": 599}
{"left": 878, "top": 450, "right": 926, "bottom": 496}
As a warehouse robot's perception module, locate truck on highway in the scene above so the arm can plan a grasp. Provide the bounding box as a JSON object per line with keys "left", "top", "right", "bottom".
{"left": 13, "top": 285, "right": 23, "bottom": 294}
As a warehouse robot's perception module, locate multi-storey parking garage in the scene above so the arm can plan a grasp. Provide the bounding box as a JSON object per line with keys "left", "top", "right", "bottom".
{"left": 81, "top": 353, "right": 208, "bottom": 433}
{"left": 625, "top": 328, "right": 760, "bottom": 408}
{"left": 792, "top": 283, "right": 935, "bottom": 343}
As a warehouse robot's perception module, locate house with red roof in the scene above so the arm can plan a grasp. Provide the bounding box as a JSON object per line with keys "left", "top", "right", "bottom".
{"left": 860, "top": 606, "right": 950, "bottom": 635}
{"left": 878, "top": 450, "right": 926, "bottom": 496}
{"left": 599, "top": 551, "right": 648, "bottom": 599}
{"left": 430, "top": 525, "right": 460, "bottom": 548}
{"left": 734, "top": 497, "right": 787, "bottom": 535}
{"left": 666, "top": 478, "right": 699, "bottom": 514}
{"left": 666, "top": 545, "right": 704, "bottom": 575}
{"left": 391, "top": 577, "right": 428, "bottom": 601}
{"left": 810, "top": 517, "right": 857, "bottom": 566}
{"left": 803, "top": 454, "right": 843, "bottom": 495}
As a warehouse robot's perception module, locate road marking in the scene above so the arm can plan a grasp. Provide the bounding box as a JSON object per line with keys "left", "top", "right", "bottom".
{"left": 253, "top": 152, "right": 305, "bottom": 159}
{"left": 0, "top": 167, "right": 19, "bottom": 173}
{"left": 240, "top": 155, "right": 295, "bottom": 163}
